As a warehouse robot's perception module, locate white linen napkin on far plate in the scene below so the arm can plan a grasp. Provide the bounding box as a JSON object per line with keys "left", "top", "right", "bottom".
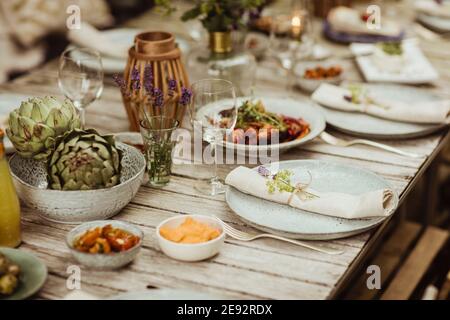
{"left": 225, "top": 166, "right": 396, "bottom": 219}
{"left": 67, "top": 22, "right": 129, "bottom": 59}
{"left": 328, "top": 6, "right": 402, "bottom": 37}
{"left": 312, "top": 83, "right": 450, "bottom": 124}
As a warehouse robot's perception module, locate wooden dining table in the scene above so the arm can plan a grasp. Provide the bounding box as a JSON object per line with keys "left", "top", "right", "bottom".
{"left": 2, "top": 2, "right": 450, "bottom": 300}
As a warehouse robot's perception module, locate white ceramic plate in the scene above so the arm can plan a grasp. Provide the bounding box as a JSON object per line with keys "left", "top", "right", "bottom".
{"left": 417, "top": 13, "right": 450, "bottom": 32}
{"left": 69, "top": 28, "right": 191, "bottom": 74}
{"left": 198, "top": 96, "right": 326, "bottom": 156}
{"left": 0, "top": 93, "right": 30, "bottom": 153}
{"left": 226, "top": 160, "right": 398, "bottom": 240}
{"left": 354, "top": 41, "right": 438, "bottom": 83}
{"left": 316, "top": 83, "right": 446, "bottom": 139}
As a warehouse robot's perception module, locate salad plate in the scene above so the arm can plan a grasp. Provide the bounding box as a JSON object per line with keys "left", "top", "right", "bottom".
{"left": 197, "top": 96, "right": 326, "bottom": 156}
{"left": 315, "top": 83, "right": 447, "bottom": 139}
{"left": 352, "top": 41, "right": 438, "bottom": 84}
{"left": 0, "top": 93, "right": 30, "bottom": 154}
{"left": 226, "top": 160, "right": 398, "bottom": 240}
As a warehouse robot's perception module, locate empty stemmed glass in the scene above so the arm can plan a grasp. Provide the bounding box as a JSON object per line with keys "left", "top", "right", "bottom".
{"left": 190, "top": 79, "right": 237, "bottom": 196}
{"left": 268, "top": 0, "right": 314, "bottom": 89}
{"left": 58, "top": 48, "right": 104, "bottom": 128}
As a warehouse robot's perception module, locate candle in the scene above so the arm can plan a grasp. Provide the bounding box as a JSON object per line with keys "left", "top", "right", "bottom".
{"left": 291, "top": 14, "right": 302, "bottom": 40}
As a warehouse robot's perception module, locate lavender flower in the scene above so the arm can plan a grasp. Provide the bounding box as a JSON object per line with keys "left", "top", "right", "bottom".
{"left": 131, "top": 67, "right": 141, "bottom": 90}
{"left": 179, "top": 87, "right": 192, "bottom": 106}
{"left": 144, "top": 65, "right": 154, "bottom": 94}
{"left": 167, "top": 78, "right": 177, "bottom": 97}
{"left": 257, "top": 166, "right": 272, "bottom": 177}
{"left": 152, "top": 87, "right": 164, "bottom": 108}
{"left": 112, "top": 74, "right": 126, "bottom": 93}
{"left": 131, "top": 67, "right": 140, "bottom": 81}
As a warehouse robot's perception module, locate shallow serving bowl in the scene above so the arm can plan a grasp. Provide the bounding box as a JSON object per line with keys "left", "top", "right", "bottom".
{"left": 9, "top": 142, "right": 145, "bottom": 224}
{"left": 294, "top": 61, "right": 344, "bottom": 93}
{"left": 66, "top": 220, "right": 143, "bottom": 269}
{"left": 156, "top": 215, "right": 226, "bottom": 262}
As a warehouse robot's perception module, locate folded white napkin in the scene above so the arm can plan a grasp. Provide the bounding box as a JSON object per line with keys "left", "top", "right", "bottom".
{"left": 226, "top": 166, "right": 395, "bottom": 219}
{"left": 415, "top": 0, "right": 450, "bottom": 18}
{"left": 67, "top": 22, "right": 129, "bottom": 59}
{"left": 328, "top": 6, "right": 402, "bottom": 37}
{"left": 312, "top": 83, "right": 450, "bottom": 124}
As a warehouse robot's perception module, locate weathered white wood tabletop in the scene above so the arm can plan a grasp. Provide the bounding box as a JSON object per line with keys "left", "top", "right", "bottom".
{"left": 2, "top": 2, "right": 449, "bottom": 299}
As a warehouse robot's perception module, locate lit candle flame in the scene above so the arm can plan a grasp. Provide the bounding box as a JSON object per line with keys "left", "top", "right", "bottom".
{"left": 292, "top": 15, "right": 301, "bottom": 28}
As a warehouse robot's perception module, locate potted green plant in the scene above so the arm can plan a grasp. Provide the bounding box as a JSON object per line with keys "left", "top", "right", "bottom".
{"left": 157, "top": 0, "right": 266, "bottom": 95}
{"left": 157, "top": 0, "right": 266, "bottom": 53}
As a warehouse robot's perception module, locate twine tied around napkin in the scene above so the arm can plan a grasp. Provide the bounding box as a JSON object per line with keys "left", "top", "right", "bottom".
{"left": 258, "top": 166, "right": 320, "bottom": 204}
{"left": 285, "top": 171, "right": 320, "bottom": 204}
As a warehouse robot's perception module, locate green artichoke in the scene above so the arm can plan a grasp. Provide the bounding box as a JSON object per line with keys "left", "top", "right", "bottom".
{"left": 6, "top": 96, "right": 81, "bottom": 160}
{"left": 48, "top": 128, "right": 122, "bottom": 191}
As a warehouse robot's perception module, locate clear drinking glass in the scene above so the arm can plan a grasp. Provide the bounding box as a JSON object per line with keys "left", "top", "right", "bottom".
{"left": 269, "top": 0, "right": 314, "bottom": 89}
{"left": 140, "top": 117, "right": 179, "bottom": 187}
{"left": 58, "top": 48, "right": 104, "bottom": 127}
{"left": 291, "top": 0, "right": 315, "bottom": 59}
{"left": 190, "top": 79, "right": 237, "bottom": 196}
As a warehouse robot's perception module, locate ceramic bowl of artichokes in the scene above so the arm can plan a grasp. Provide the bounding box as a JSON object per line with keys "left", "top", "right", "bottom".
{"left": 8, "top": 111, "right": 145, "bottom": 223}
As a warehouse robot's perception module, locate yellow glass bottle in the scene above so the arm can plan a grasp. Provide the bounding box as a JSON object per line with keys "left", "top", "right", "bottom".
{"left": 0, "top": 129, "right": 21, "bottom": 247}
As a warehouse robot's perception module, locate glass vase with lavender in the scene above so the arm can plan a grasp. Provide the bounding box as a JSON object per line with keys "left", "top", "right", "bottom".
{"left": 113, "top": 65, "right": 192, "bottom": 187}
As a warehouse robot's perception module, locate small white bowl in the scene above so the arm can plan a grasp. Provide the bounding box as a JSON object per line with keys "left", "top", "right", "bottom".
{"left": 156, "top": 215, "right": 225, "bottom": 262}
{"left": 67, "top": 220, "right": 144, "bottom": 269}
{"left": 294, "top": 61, "right": 344, "bottom": 93}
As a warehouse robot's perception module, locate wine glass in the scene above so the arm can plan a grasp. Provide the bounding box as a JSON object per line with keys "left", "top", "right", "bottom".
{"left": 268, "top": 1, "right": 314, "bottom": 89}
{"left": 58, "top": 48, "right": 104, "bottom": 128}
{"left": 291, "top": 0, "right": 315, "bottom": 60}
{"left": 190, "top": 79, "right": 237, "bottom": 196}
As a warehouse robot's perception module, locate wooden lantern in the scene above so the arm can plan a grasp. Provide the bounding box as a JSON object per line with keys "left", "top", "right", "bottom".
{"left": 122, "top": 31, "right": 190, "bottom": 131}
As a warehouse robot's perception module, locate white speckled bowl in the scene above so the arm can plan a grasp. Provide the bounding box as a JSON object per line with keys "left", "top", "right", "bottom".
{"left": 156, "top": 215, "right": 225, "bottom": 262}
{"left": 67, "top": 220, "right": 143, "bottom": 269}
{"left": 294, "top": 61, "right": 344, "bottom": 93}
{"left": 9, "top": 142, "right": 145, "bottom": 224}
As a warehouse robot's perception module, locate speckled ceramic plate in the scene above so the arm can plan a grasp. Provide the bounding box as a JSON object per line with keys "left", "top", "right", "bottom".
{"left": 226, "top": 160, "right": 398, "bottom": 240}
{"left": 316, "top": 83, "right": 447, "bottom": 139}
{"left": 210, "top": 96, "right": 326, "bottom": 155}
{"left": 0, "top": 248, "right": 47, "bottom": 300}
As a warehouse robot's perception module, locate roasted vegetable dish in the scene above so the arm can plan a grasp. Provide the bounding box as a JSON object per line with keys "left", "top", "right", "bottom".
{"left": 303, "top": 65, "right": 342, "bottom": 80}
{"left": 219, "top": 100, "right": 310, "bottom": 145}
{"left": 73, "top": 225, "right": 141, "bottom": 254}
{"left": 0, "top": 253, "right": 21, "bottom": 297}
